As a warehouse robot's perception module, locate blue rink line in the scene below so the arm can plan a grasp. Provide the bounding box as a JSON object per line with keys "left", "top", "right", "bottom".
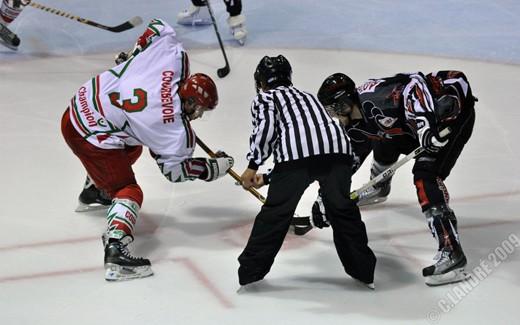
{"left": 0, "top": 0, "right": 519, "bottom": 64}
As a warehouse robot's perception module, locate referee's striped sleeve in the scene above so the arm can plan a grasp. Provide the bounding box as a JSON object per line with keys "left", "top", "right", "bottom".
{"left": 246, "top": 93, "right": 277, "bottom": 169}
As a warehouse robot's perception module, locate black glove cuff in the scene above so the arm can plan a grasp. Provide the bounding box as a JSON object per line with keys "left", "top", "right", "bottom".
{"left": 247, "top": 160, "right": 259, "bottom": 170}
{"left": 263, "top": 173, "right": 271, "bottom": 185}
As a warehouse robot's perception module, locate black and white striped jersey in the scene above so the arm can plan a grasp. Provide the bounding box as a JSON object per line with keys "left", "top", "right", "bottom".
{"left": 247, "top": 85, "right": 351, "bottom": 169}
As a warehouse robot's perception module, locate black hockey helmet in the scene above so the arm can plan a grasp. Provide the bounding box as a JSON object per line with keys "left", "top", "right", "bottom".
{"left": 317, "top": 73, "right": 358, "bottom": 117}
{"left": 254, "top": 55, "right": 292, "bottom": 92}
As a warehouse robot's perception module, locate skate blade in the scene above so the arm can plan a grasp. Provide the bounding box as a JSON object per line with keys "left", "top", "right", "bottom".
{"left": 0, "top": 38, "right": 18, "bottom": 51}
{"left": 75, "top": 201, "right": 109, "bottom": 212}
{"left": 425, "top": 268, "right": 470, "bottom": 286}
{"left": 104, "top": 263, "right": 153, "bottom": 281}
{"left": 237, "top": 281, "right": 262, "bottom": 294}
{"left": 357, "top": 196, "right": 388, "bottom": 207}
{"left": 355, "top": 279, "right": 375, "bottom": 290}
{"left": 177, "top": 18, "right": 212, "bottom": 26}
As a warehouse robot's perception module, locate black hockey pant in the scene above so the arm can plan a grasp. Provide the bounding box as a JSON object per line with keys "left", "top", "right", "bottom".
{"left": 413, "top": 104, "right": 476, "bottom": 211}
{"left": 371, "top": 105, "right": 475, "bottom": 212}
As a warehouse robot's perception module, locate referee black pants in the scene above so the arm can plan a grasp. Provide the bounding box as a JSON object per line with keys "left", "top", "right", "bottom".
{"left": 238, "top": 155, "right": 376, "bottom": 285}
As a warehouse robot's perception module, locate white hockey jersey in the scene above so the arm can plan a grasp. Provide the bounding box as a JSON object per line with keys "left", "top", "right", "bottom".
{"left": 68, "top": 19, "right": 200, "bottom": 182}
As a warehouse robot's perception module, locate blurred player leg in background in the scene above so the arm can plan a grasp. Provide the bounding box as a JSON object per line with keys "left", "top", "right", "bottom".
{"left": 0, "top": 0, "right": 29, "bottom": 50}
{"left": 177, "top": 0, "right": 247, "bottom": 45}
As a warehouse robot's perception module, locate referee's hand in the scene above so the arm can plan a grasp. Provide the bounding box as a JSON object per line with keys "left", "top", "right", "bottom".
{"left": 240, "top": 168, "right": 257, "bottom": 190}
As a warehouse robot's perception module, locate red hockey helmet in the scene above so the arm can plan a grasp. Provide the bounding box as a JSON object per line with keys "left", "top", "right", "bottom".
{"left": 179, "top": 73, "right": 219, "bottom": 110}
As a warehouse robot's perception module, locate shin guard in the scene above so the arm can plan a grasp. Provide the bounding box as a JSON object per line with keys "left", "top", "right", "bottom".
{"left": 424, "top": 204, "right": 460, "bottom": 251}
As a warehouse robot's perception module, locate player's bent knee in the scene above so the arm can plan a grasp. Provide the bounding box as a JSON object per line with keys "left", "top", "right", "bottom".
{"left": 114, "top": 184, "right": 143, "bottom": 207}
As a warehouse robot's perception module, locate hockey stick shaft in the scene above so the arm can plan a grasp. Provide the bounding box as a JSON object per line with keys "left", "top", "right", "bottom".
{"left": 30, "top": 2, "right": 142, "bottom": 33}
{"left": 195, "top": 137, "right": 266, "bottom": 203}
{"left": 350, "top": 127, "right": 451, "bottom": 200}
{"left": 204, "top": 0, "right": 230, "bottom": 78}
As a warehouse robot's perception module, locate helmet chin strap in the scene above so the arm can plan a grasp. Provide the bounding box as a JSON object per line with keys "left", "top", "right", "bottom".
{"left": 183, "top": 98, "right": 205, "bottom": 121}
{"left": 188, "top": 106, "right": 205, "bottom": 121}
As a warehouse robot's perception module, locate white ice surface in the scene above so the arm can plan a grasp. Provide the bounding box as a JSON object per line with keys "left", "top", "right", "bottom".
{"left": 1, "top": 1, "right": 520, "bottom": 325}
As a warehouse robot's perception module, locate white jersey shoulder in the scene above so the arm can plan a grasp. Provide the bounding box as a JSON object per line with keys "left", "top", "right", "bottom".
{"left": 68, "top": 19, "right": 195, "bottom": 163}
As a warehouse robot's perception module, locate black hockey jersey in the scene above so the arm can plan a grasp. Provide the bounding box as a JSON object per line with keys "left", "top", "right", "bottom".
{"left": 347, "top": 71, "right": 473, "bottom": 167}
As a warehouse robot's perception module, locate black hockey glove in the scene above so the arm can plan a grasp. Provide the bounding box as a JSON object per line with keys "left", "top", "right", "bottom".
{"left": 115, "top": 52, "right": 129, "bottom": 65}
{"left": 15, "top": 0, "right": 31, "bottom": 8}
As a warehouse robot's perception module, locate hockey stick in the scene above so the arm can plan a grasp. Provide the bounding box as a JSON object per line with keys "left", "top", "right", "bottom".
{"left": 350, "top": 127, "right": 451, "bottom": 201}
{"left": 196, "top": 137, "right": 311, "bottom": 234}
{"left": 195, "top": 137, "right": 266, "bottom": 203}
{"left": 29, "top": 2, "right": 143, "bottom": 33}
{"left": 291, "top": 127, "right": 452, "bottom": 235}
{"left": 204, "top": 1, "right": 230, "bottom": 78}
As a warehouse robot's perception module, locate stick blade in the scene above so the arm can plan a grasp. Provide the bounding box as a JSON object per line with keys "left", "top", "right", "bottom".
{"left": 128, "top": 16, "right": 143, "bottom": 27}
{"left": 217, "top": 66, "right": 230, "bottom": 78}
{"left": 108, "top": 16, "right": 143, "bottom": 33}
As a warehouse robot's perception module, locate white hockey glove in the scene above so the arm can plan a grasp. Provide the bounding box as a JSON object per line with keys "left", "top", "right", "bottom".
{"left": 201, "top": 153, "right": 234, "bottom": 182}
{"left": 418, "top": 127, "right": 449, "bottom": 154}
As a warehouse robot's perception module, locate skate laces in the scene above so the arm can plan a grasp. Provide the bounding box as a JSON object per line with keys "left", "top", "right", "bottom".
{"left": 99, "top": 189, "right": 111, "bottom": 200}
{"left": 116, "top": 242, "right": 146, "bottom": 261}
{"left": 83, "top": 176, "right": 94, "bottom": 189}
{"left": 433, "top": 250, "right": 441, "bottom": 260}
{"left": 434, "top": 248, "right": 453, "bottom": 263}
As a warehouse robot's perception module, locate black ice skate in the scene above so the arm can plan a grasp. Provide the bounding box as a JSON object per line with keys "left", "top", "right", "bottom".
{"left": 0, "top": 22, "right": 20, "bottom": 50}
{"left": 76, "top": 176, "right": 112, "bottom": 212}
{"left": 104, "top": 239, "right": 153, "bottom": 281}
{"left": 423, "top": 247, "right": 469, "bottom": 286}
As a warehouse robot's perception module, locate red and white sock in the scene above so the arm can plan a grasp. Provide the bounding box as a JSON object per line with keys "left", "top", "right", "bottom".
{"left": 0, "top": 0, "right": 29, "bottom": 25}
{"left": 105, "top": 198, "right": 140, "bottom": 242}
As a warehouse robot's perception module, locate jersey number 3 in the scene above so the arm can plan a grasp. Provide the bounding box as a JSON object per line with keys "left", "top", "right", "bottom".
{"left": 109, "top": 88, "right": 148, "bottom": 112}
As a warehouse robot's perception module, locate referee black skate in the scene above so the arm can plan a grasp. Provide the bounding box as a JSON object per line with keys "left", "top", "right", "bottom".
{"left": 237, "top": 55, "right": 376, "bottom": 290}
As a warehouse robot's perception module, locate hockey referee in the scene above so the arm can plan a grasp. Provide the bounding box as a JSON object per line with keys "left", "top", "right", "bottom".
{"left": 238, "top": 55, "right": 376, "bottom": 289}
